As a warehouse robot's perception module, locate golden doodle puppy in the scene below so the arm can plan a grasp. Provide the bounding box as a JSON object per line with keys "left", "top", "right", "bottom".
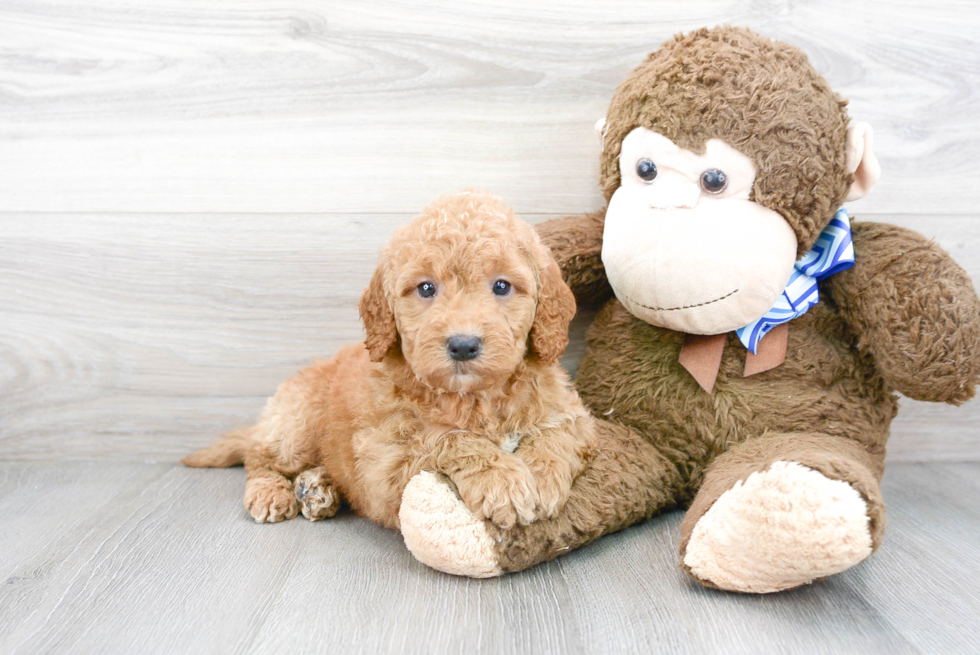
{"left": 184, "top": 191, "right": 596, "bottom": 531}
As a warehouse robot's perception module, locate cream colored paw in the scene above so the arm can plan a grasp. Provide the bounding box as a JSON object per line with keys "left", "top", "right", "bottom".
{"left": 399, "top": 471, "right": 503, "bottom": 578}
{"left": 684, "top": 461, "right": 873, "bottom": 593}
{"left": 531, "top": 471, "right": 572, "bottom": 520}
{"left": 244, "top": 477, "right": 299, "bottom": 523}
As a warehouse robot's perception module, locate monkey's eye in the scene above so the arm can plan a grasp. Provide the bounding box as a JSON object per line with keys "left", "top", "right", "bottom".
{"left": 635, "top": 158, "right": 658, "bottom": 183}
{"left": 700, "top": 169, "right": 728, "bottom": 194}
{"left": 492, "top": 280, "right": 512, "bottom": 296}
{"left": 417, "top": 282, "right": 437, "bottom": 298}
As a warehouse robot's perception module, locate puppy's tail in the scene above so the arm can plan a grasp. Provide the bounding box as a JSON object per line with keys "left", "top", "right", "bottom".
{"left": 182, "top": 427, "right": 254, "bottom": 468}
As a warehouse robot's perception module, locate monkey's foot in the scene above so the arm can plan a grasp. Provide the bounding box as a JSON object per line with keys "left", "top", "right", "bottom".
{"left": 682, "top": 461, "right": 873, "bottom": 593}
{"left": 399, "top": 471, "right": 502, "bottom": 578}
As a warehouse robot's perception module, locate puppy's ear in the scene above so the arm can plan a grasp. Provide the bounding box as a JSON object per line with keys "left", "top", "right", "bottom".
{"left": 530, "top": 251, "right": 577, "bottom": 365}
{"left": 359, "top": 264, "right": 397, "bottom": 362}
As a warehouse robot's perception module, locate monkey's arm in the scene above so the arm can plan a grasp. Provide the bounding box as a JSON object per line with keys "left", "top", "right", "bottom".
{"left": 826, "top": 220, "right": 980, "bottom": 404}
{"left": 535, "top": 209, "right": 613, "bottom": 306}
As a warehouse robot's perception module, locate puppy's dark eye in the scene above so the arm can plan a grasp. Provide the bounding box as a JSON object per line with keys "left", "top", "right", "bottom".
{"left": 636, "top": 158, "right": 658, "bottom": 183}
{"left": 700, "top": 168, "right": 728, "bottom": 194}
{"left": 417, "top": 282, "right": 436, "bottom": 298}
{"left": 492, "top": 280, "right": 512, "bottom": 296}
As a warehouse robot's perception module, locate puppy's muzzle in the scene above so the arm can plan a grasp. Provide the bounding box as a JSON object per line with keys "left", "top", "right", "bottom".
{"left": 446, "top": 334, "right": 482, "bottom": 362}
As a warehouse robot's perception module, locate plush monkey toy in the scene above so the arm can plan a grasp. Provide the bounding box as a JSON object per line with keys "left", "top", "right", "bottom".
{"left": 397, "top": 26, "right": 980, "bottom": 592}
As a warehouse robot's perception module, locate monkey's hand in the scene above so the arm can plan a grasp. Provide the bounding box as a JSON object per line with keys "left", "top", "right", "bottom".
{"left": 535, "top": 209, "right": 613, "bottom": 307}
{"left": 827, "top": 220, "right": 980, "bottom": 404}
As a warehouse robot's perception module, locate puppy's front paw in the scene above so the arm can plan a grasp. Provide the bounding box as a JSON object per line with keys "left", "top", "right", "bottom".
{"left": 455, "top": 458, "right": 540, "bottom": 529}
{"left": 531, "top": 470, "right": 572, "bottom": 520}
{"left": 244, "top": 476, "right": 298, "bottom": 523}
{"left": 294, "top": 467, "right": 341, "bottom": 520}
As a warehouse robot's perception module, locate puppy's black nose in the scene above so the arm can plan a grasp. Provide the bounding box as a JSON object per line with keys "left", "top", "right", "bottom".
{"left": 447, "top": 334, "right": 482, "bottom": 362}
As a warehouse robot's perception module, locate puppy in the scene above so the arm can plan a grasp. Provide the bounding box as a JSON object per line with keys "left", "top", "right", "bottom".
{"left": 184, "top": 191, "right": 596, "bottom": 531}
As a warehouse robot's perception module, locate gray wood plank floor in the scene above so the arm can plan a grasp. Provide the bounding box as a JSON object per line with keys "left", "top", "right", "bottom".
{"left": 0, "top": 461, "right": 977, "bottom": 655}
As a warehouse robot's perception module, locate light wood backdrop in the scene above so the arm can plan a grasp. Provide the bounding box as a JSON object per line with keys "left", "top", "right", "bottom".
{"left": 2, "top": 0, "right": 979, "bottom": 461}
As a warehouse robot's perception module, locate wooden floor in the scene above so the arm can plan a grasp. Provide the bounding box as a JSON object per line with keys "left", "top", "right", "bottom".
{"left": 0, "top": 461, "right": 976, "bottom": 655}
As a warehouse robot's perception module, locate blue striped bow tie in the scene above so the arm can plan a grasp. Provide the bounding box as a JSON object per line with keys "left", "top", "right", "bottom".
{"left": 736, "top": 209, "right": 855, "bottom": 354}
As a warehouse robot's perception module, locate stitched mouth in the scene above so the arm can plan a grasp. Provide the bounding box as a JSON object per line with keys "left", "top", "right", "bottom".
{"left": 627, "top": 289, "right": 738, "bottom": 312}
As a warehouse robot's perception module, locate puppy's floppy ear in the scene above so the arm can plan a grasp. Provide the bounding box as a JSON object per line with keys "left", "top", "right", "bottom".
{"left": 530, "top": 249, "right": 577, "bottom": 365}
{"left": 359, "top": 263, "right": 397, "bottom": 362}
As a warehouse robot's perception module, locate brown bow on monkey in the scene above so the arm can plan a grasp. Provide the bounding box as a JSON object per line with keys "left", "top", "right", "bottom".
{"left": 397, "top": 26, "right": 980, "bottom": 594}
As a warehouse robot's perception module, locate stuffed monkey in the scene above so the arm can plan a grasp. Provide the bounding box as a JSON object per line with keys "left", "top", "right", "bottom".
{"left": 397, "top": 26, "right": 980, "bottom": 592}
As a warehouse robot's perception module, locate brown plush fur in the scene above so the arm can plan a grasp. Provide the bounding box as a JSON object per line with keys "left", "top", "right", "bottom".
{"left": 461, "top": 27, "right": 980, "bottom": 583}
{"left": 600, "top": 26, "right": 851, "bottom": 256}
{"left": 184, "top": 191, "right": 595, "bottom": 531}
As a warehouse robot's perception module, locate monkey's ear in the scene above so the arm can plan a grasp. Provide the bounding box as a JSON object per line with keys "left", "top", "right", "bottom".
{"left": 844, "top": 122, "right": 881, "bottom": 201}
{"left": 595, "top": 117, "right": 607, "bottom": 148}
{"left": 358, "top": 264, "right": 397, "bottom": 362}
{"left": 530, "top": 254, "right": 577, "bottom": 366}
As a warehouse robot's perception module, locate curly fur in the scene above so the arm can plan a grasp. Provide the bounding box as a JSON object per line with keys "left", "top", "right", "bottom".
{"left": 599, "top": 26, "right": 851, "bottom": 256}
{"left": 184, "top": 191, "right": 595, "bottom": 531}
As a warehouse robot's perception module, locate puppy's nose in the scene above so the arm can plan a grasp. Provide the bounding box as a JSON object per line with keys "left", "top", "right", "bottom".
{"left": 446, "top": 334, "right": 482, "bottom": 362}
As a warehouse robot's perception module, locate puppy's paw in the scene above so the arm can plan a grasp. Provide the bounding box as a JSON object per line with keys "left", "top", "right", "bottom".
{"left": 455, "top": 457, "right": 540, "bottom": 529}
{"left": 244, "top": 476, "right": 299, "bottom": 523}
{"left": 294, "top": 467, "right": 341, "bottom": 521}
{"left": 530, "top": 470, "right": 572, "bottom": 520}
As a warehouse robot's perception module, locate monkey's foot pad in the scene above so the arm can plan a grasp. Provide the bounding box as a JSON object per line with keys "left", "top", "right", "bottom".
{"left": 683, "top": 461, "right": 873, "bottom": 593}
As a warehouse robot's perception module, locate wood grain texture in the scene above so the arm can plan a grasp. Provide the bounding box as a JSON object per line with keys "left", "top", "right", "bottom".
{"left": 2, "top": 4, "right": 977, "bottom": 652}
{"left": 0, "top": 0, "right": 978, "bottom": 215}
{"left": 0, "top": 461, "right": 976, "bottom": 654}
{"left": 0, "top": 465, "right": 307, "bottom": 654}
{"left": 3, "top": 213, "right": 979, "bottom": 462}
{"left": 0, "top": 461, "right": 170, "bottom": 580}
{"left": 1, "top": 1, "right": 979, "bottom": 462}
{"left": 854, "top": 463, "right": 980, "bottom": 654}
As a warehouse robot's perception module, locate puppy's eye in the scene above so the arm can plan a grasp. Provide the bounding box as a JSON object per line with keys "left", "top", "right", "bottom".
{"left": 636, "top": 158, "right": 658, "bottom": 183}
{"left": 492, "top": 280, "right": 512, "bottom": 296}
{"left": 700, "top": 168, "right": 728, "bottom": 194}
{"left": 417, "top": 282, "right": 436, "bottom": 299}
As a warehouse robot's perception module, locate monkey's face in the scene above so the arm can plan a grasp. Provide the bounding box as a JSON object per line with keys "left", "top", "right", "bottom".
{"left": 601, "top": 127, "right": 798, "bottom": 335}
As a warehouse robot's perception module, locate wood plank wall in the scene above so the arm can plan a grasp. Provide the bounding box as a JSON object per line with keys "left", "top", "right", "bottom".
{"left": 2, "top": 0, "right": 979, "bottom": 461}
